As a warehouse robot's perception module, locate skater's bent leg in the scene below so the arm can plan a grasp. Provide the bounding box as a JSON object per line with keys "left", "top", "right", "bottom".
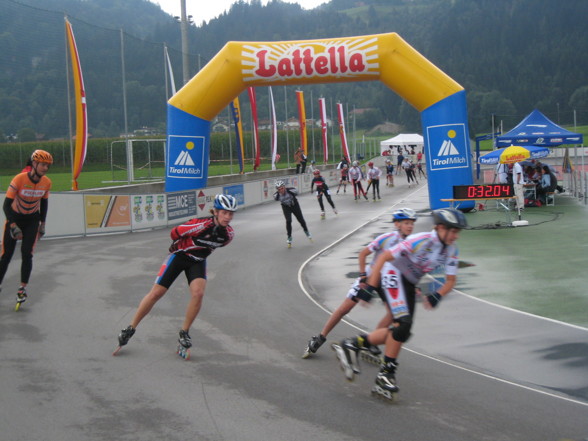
{"left": 367, "top": 327, "right": 389, "bottom": 346}
{"left": 320, "top": 298, "right": 357, "bottom": 337}
{"left": 384, "top": 332, "right": 403, "bottom": 359}
{"left": 130, "top": 284, "right": 168, "bottom": 329}
{"left": 182, "top": 277, "right": 206, "bottom": 332}
{"left": 317, "top": 195, "right": 325, "bottom": 212}
{"left": 375, "top": 309, "right": 393, "bottom": 329}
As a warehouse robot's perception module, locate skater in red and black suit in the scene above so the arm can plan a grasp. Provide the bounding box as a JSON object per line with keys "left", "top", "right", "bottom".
{"left": 115, "top": 194, "right": 237, "bottom": 356}
{"left": 310, "top": 169, "right": 337, "bottom": 218}
{"left": 273, "top": 180, "right": 312, "bottom": 247}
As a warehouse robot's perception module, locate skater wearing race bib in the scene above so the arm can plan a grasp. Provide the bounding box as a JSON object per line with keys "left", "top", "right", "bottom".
{"left": 115, "top": 194, "right": 237, "bottom": 357}
{"left": 302, "top": 208, "right": 417, "bottom": 359}
{"left": 0, "top": 150, "right": 52, "bottom": 309}
{"left": 335, "top": 208, "right": 467, "bottom": 399}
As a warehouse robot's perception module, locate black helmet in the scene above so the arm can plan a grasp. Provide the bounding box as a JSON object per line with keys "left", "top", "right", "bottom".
{"left": 432, "top": 208, "right": 468, "bottom": 229}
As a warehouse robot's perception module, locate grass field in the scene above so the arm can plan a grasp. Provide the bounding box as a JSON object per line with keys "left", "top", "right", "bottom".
{"left": 0, "top": 160, "right": 310, "bottom": 192}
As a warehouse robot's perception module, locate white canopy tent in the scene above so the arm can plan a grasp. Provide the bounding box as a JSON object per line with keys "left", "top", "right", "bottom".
{"left": 380, "top": 133, "right": 424, "bottom": 155}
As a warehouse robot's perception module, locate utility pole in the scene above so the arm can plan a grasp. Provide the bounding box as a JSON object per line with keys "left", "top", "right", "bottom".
{"left": 180, "top": 0, "right": 190, "bottom": 84}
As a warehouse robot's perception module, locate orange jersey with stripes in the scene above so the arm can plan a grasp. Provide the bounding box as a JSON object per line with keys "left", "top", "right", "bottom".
{"left": 6, "top": 172, "right": 52, "bottom": 216}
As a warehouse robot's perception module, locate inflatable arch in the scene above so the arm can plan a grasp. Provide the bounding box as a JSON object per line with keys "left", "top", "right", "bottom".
{"left": 166, "top": 33, "right": 473, "bottom": 210}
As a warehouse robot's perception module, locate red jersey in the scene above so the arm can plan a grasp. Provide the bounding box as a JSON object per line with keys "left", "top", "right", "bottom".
{"left": 169, "top": 217, "right": 234, "bottom": 261}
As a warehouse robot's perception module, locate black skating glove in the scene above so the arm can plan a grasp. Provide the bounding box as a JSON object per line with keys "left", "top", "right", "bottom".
{"left": 357, "top": 284, "right": 378, "bottom": 303}
{"left": 10, "top": 224, "right": 23, "bottom": 240}
{"left": 426, "top": 292, "right": 443, "bottom": 308}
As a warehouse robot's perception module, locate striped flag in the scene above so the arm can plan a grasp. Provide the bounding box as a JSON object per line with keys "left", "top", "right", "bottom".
{"left": 269, "top": 87, "right": 278, "bottom": 170}
{"left": 296, "top": 90, "right": 308, "bottom": 155}
{"left": 248, "top": 87, "right": 261, "bottom": 170}
{"left": 337, "top": 103, "right": 350, "bottom": 163}
{"left": 318, "top": 97, "right": 328, "bottom": 164}
{"left": 65, "top": 18, "right": 87, "bottom": 191}
{"left": 230, "top": 98, "right": 245, "bottom": 174}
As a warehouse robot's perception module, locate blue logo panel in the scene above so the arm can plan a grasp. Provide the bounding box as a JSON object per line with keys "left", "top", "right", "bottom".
{"left": 223, "top": 184, "right": 245, "bottom": 206}
{"left": 426, "top": 123, "right": 470, "bottom": 171}
{"left": 165, "top": 105, "right": 211, "bottom": 192}
{"left": 422, "top": 91, "right": 474, "bottom": 210}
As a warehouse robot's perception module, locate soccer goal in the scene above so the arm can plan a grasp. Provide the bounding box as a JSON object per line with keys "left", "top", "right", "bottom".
{"left": 108, "top": 139, "right": 166, "bottom": 183}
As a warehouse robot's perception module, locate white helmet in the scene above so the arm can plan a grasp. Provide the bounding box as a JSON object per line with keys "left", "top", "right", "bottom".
{"left": 214, "top": 194, "right": 237, "bottom": 212}
{"left": 275, "top": 180, "right": 285, "bottom": 188}
{"left": 352, "top": 161, "right": 359, "bottom": 166}
{"left": 392, "top": 208, "right": 417, "bottom": 221}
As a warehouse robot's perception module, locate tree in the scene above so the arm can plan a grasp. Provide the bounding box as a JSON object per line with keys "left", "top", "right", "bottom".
{"left": 17, "top": 128, "right": 36, "bottom": 142}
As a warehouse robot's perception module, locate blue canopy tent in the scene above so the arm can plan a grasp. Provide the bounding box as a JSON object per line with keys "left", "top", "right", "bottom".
{"left": 495, "top": 109, "right": 583, "bottom": 147}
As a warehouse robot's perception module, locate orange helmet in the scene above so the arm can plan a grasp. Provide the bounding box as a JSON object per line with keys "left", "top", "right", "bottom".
{"left": 31, "top": 149, "right": 53, "bottom": 164}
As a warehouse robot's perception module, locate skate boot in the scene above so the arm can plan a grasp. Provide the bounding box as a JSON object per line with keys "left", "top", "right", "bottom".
{"left": 305, "top": 230, "right": 313, "bottom": 242}
{"left": 320, "top": 211, "right": 326, "bottom": 220}
{"left": 332, "top": 337, "right": 361, "bottom": 381}
{"left": 287, "top": 236, "right": 292, "bottom": 248}
{"left": 302, "top": 334, "right": 326, "bottom": 359}
{"left": 333, "top": 208, "right": 338, "bottom": 215}
{"left": 113, "top": 325, "right": 135, "bottom": 355}
{"left": 372, "top": 361, "right": 399, "bottom": 402}
{"left": 177, "top": 329, "right": 192, "bottom": 360}
{"left": 14, "top": 286, "right": 27, "bottom": 311}
{"left": 357, "top": 335, "right": 383, "bottom": 365}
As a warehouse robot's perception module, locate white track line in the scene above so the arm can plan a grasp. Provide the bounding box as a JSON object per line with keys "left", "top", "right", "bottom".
{"left": 297, "top": 188, "right": 588, "bottom": 408}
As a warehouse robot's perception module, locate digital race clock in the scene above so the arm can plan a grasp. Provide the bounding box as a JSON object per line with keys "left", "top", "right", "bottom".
{"left": 452, "top": 184, "right": 513, "bottom": 199}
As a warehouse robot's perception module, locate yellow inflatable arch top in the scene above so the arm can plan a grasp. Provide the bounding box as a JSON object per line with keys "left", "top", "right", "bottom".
{"left": 165, "top": 32, "right": 474, "bottom": 210}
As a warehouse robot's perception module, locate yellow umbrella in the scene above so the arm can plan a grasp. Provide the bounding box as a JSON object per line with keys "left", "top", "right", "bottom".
{"left": 479, "top": 145, "right": 550, "bottom": 165}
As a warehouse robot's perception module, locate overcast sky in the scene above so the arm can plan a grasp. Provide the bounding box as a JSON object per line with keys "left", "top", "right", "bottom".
{"left": 151, "top": 0, "right": 329, "bottom": 25}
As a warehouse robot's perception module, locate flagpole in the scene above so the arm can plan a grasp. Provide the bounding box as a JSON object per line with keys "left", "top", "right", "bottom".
{"left": 64, "top": 16, "right": 75, "bottom": 184}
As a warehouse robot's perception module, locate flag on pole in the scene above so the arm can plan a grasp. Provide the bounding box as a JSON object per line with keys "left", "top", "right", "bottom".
{"left": 248, "top": 87, "right": 261, "bottom": 170}
{"left": 269, "top": 87, "right": 278, "bottom": 170}
{"left": 318, "top": 97, "right": 328, "bottom": 164}
{"left": 337, "top": 103, "right": 350, "bottom": 163}
{"left": 164, "top": 45, "right": 177, "bottom": 97}
{"left": 230, "top": 98, "right": 245, "bottom": 174}
{"left": 296, "top": 90, "right": 308, "bottom": 155}
{"left": 65, "top": 18, "right": 87, "bottom": 191}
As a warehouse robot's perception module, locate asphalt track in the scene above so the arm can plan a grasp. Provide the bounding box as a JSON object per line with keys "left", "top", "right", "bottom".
{"left": 1, "top": 175, "right": 587, "bottom": 441}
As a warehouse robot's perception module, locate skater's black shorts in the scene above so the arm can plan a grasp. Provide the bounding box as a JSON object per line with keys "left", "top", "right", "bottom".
{"left": 155, "top": 252, "right": 207, "bottom": 288}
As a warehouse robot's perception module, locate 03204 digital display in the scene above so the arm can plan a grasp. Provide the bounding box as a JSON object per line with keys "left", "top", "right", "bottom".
{"left": 452, "top": 184, "right": 513, "bottom": 199}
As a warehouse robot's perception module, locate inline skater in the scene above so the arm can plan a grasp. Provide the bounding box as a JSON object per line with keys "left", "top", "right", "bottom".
{"left": 0, "top": 150, "right": 53, "bottom": 310}
{"left": 273, "top": 180, "right": 312, "bottom": 247}
{"left": 336, "top": 164, "right": 348, "bottom": 194}
{"left": 385, "top": 159, "right": 394, "bottom": 187}
{"left": 115, "top": 194, "right": 237, "bottom": 359}
{"left": 310, "top": 169, "right": 337, "bottom": 219}
{"left": 302, "top": 208, "right": 417, "bottom": 359}
{"left": 334, "top": 208, "right": 467, "bottom": 401}
{"left": 366, "top": 162, "right": 382, "bottom": 201}
{"left": 348, "top": 161, "right": 368, "bottom": 201}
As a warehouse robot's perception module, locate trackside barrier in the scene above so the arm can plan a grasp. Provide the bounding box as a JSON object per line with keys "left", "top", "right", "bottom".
{"left": 0, "top": 170, "right": 337, "bottom": 239}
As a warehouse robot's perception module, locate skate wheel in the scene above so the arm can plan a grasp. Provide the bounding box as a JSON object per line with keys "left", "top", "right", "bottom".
{"left": 371, "top": 385, "right": 399, "bottom": 403}
{"left": 301, "top": 348, "right": 312, "bottom": 359}
{"left": 14, "top": 302, "right": 21, "bottom": 312}
{"left": 112, "top": 346, "right": 122, "bottom": 356}
{"left": 177, "top": 345, "right": 190, "bottom": 360}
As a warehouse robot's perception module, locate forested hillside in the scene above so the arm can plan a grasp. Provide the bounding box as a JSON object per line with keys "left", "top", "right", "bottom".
{"left": 1, "top": 0, "right": 586, "bottom": 141}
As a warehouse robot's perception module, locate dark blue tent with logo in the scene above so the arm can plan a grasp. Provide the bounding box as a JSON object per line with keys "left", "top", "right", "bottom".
{"left": 495, "top": 109, "right": 583, "bottom": 147}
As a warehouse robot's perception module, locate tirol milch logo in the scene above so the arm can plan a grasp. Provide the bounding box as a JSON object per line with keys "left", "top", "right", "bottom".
{"left": 428, "top": 124, "right": 469, "bottom": 170}
{"left": 242, "top": 38, "right": 380, "bottom": 82}
{"left": 167, "top": 135, "right": 204, "bottom": 178}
